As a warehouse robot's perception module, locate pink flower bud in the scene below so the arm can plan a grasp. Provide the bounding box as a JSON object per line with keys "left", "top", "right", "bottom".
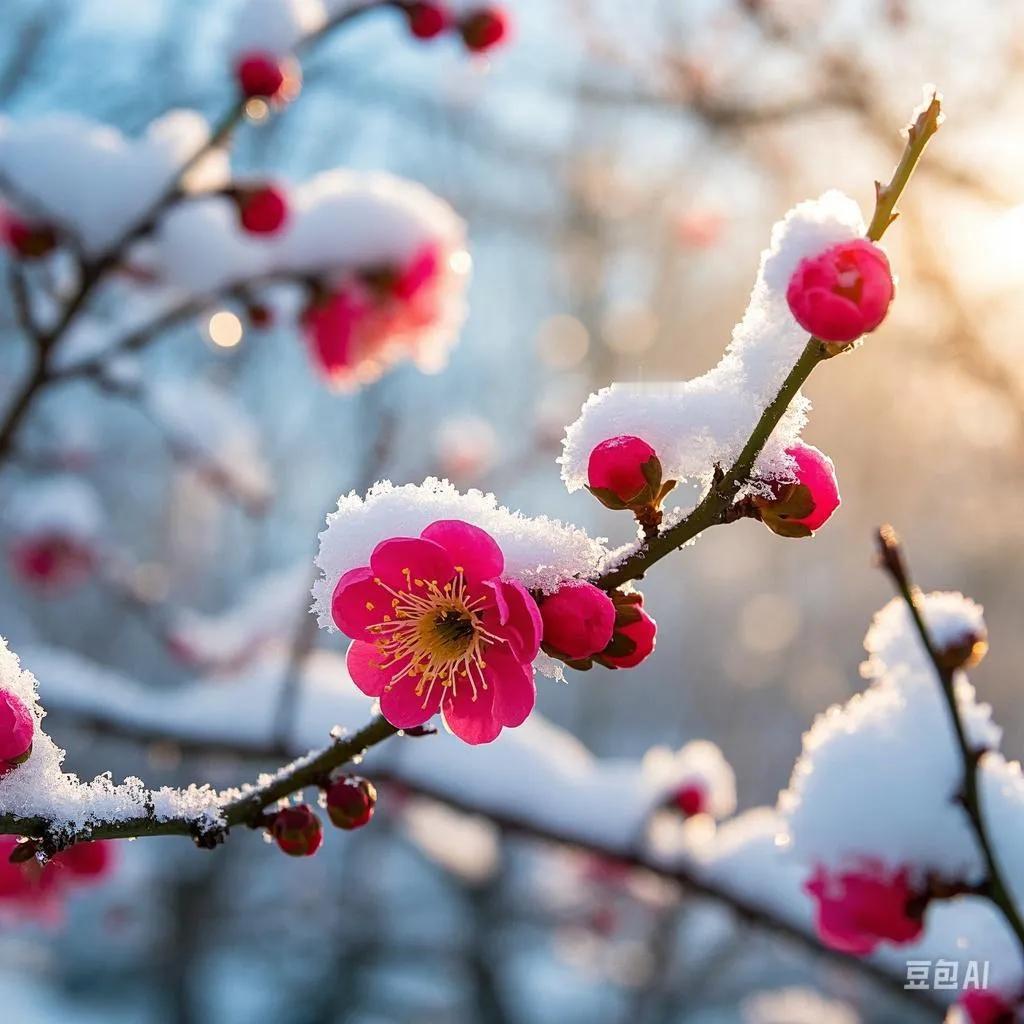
{"left": 0, "top": 690, "right": 33, "bottom": 775}
{"left": 9, "top": 533, "right": 96, "bottom": 593}
{"left": 672, "top": 783, "right": 707, "bottom": 817}
{"left": 755, "top": 442, "right": 840, "bottom": 538}
{"left": 587, "top": 435, "right": 663, "bottom": 509}
{"left": 235, "top": 52, "right": 288, "bottom": 100}
{"left": 271, "top": 804, "right": 323, "bottom": 857}
{"left": 959, "top": 991, "right": 1017, "bottom": 1024}
{"left": 325, "top": 776, "right": 377, "bottom": 831}
{"left": 805, "top": 863, "right": 925, "bottom": 955}
{"left": 54, "top": 840, "right": 116, "bottom": 881}
{"left": 238, "top": 184, "right": 289, "bottom": 235}
{"left": 404, "top": 1, "right": 450, "bottom": 39}
{"left": 599, "top": 593, "right": 657, "bottom": 669}
{"left": 539, "top": 582, "right": 616, "bottom": 661}
{"left": 786, "top": 239, "right": 894, "bottom": 344}
{"left": 1, "top": 207, "right": 56, "bottom": 260}
{"left": 459, "top": 7, "right": 510, "bottom": 51}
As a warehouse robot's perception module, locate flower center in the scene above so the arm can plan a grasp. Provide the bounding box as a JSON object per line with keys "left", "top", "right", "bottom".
{"left": 367, "top": 569, "right": 503, "bottom": 707}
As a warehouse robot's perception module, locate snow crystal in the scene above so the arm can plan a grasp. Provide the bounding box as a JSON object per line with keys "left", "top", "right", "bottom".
{"left": 863, "top": 592, "right": 987, "bottom": 680}
{"left": 312, "top": 477, "right": 608, "bottom": 627}
{"left": 230, "top": 0, "right": 326, "bottom": 59}
{"left": 641, "top": 740, "right": 737, "bottom": 819}
{"left": 0, "top": 111, "right": 213, "bottom": 256}
{"left": 559, "top": 191, "right": 867, "bottom": 498}
{"left": 2, "top": 475, "right": 103, "bottom": 541}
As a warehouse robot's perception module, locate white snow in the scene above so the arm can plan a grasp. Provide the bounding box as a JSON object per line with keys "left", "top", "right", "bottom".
{"left": 312, "top": 477, "right": 608, "bottom": 628}
{"left": 0, "top": 111, "right": 215, "bottom": 256}
{"left": 230, "top": 0, "right": 327, "bottom": 59}
{"left": 559, "top": 191, "right": 868, "bottom": 499}
{"left": 742, "top": 987, "right": 860, "bottom": 1024}
{"left": 641, "top": 740, "right": 737, "bottom": 819}
{"left": 2, "top": 475, "right": 103, "bottom": 541}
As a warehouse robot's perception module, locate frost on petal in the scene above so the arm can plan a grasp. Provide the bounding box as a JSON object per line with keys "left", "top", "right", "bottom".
{"left": 559, "top": 192, "right": 866, "bottom": 499}
{"left": 312, "top": 478, "right": 607, "bottom": 629}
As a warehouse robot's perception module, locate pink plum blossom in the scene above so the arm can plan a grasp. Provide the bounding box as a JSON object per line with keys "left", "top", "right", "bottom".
{"left": 786, "top": 239, "right": 894, "bottom": 344}
{"left": 587, "top": 435, "right": 661, "bottom": 508}
{"left": 332, "top": 519, "right": 542, "bottom": 744}
{"left": 805, "top": 861, "right": 925, "bottom": 955}
{"left": 539, "top": 581, "right": 616, "bottom": 661}
{"left": 600, "top": 596, "right": 657, "bottom": 669}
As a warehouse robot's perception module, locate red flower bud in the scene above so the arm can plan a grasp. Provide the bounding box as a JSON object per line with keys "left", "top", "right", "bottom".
{"left": 597, "top": 591, "right": 657, "bottom": 669}
{"left": 672, "top": 783, "right": 707, "bottom": 817}
{"left": 1, "top": 210, "right": 57, "bottom": 260}
{"left": 459, "top": 7, "right": 509, "bottom": 52}
{"left": 247, "top": 302, "right": 274, "bottom": 328}
{"left": 587, "top": 435, "right": 671, "bottom": 510}
{"left": 237, "top": 184, "right": 289, "bottom": 235}
{"left": 786, "top": 239, "right": 894, "bottom": 344}
{"left": 404, "top": 1, "right": 450, "bottom": 39}
{"left": 271, "top": 804, "right": 323, "bottom": 857}
{"left": 754, "top": 442, "right": 840, "bottom": 538}
{"left": 9, "top": 533, "right": 96, "bottom": 593}
{"left": 235, "top": 52, "right": 289, "bottom": 100}
{"left": 539, "top": 582, "right": 616, "bottom": 662}
{"left": 325, "top": 776, "right": 377, "bottom": 830}
{"left": 0, "top": 690, "right": 33, "bottom": 778}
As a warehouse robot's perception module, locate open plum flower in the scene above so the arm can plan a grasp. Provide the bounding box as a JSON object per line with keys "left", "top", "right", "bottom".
{"left": 331, "top": 519, "right": 542, "bottom": 744}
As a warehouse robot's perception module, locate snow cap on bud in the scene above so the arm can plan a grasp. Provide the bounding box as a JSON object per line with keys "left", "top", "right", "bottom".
{"left": 459, "top": 7, "right": 510, "bottom": 51}
{"left": 958, "top": 990, "right": 1018, "bottom": 1024}
{"left": 271, "top": 804, "right": 323, "bottom": 857}
{"left": 325, "top": 776, "right": 377, "bottom": 831}
{"left": 587, "top": 435, "right": 673, "bottom": 511}
{"left": 0, "top": 690, "right": 33, "bottom": 777}
{"left": 599, "top": 592, "right": 657, "bottom": 669}
{"left": 672, "top": 783, "right": 708, "bottom": 817}
{"left": 237, "top": 184, "right": 289, "bottom": 235}
{"left": 539, "top": 581, "right": 616, "bottom": 662}
{"left": 754, "top": 442, "right": 840, "bottom": 538}
{"left": 934, "top": 622, "right": 989, "bottom": 673}
{"left": 403, "top": 1, "right": 450, "bottom": 39}
{"left": 786, "top": 238, "right": 894, "bottom": 345}
{"left": 1, "top": 208, "right": 57, "bottom": 260}
{"left": 805, "top": 862, "right": 925, "bottom": 955}
{"left": 235, "top": 52, "right": 292, "bottom": 100}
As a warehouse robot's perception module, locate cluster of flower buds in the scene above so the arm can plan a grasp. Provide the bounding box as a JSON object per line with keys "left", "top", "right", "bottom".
{"left": 301, "top": 243, "right": 443, "bottom": 386}
{"left": 268, "top": 775, "right": 378, "bottom": 856}
{"left": 230, "top": 183, "right": 290, "bottom": 235}
{"left": 786, "top": 238, "right": 894, "bottom": 351}
{"left": 587, "top": 435, "right": 676, "bottom": 536}
{"left": 0, "top": 689, "right": 33, "bottom": 779}
{"left": 0, "top": 205, "right": 57, "bottom": 260}
{"left": 752, "top": 442, "right": 841, "bottom": 539}
{"left": 538, "top": 582, "right": 656, "bottom": 671}
{"left": 397, "top": 2, "right": 510, "bottom": 52}
{"left": 234, "top": 52, "right": 301, "bottom": 103}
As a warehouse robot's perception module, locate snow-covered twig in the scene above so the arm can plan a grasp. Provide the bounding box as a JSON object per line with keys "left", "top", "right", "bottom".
{"left": 876, "top": 523, "right": 1024, "bottom": 957}
{"left": 596, "top": 93, "right": 942, "bottom": 591}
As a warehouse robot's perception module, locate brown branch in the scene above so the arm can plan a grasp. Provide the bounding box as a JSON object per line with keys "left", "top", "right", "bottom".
{"left": 875, "top": 524, "right": 1024, "bottom": 957}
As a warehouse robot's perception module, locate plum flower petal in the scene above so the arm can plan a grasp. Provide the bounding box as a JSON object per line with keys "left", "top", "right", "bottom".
{"left": 421, "top": 519, "right": 503, "bottom": 584}
{"left": 331, "top": 566, "right": 384, "bottom": 642}
{"left": 369, "top": 536, "right": 453, "bottom": 589}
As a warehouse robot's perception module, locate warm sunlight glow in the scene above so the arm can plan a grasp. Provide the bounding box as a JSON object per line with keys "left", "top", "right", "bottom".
{"left": 207, "top": 310, "right": 243, "bottom": 348}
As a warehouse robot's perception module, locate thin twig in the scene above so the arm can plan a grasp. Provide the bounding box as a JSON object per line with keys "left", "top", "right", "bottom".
{"left": 875, "top": 524, "right": 1024, "bottom": 956}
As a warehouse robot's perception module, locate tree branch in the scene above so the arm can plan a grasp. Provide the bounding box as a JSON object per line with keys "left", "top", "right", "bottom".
{"left": 875, "top": 524, "right": 1024, "bottom": 957}
{"left": 596, "top": 92, "right": 942, "bottom": 591}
